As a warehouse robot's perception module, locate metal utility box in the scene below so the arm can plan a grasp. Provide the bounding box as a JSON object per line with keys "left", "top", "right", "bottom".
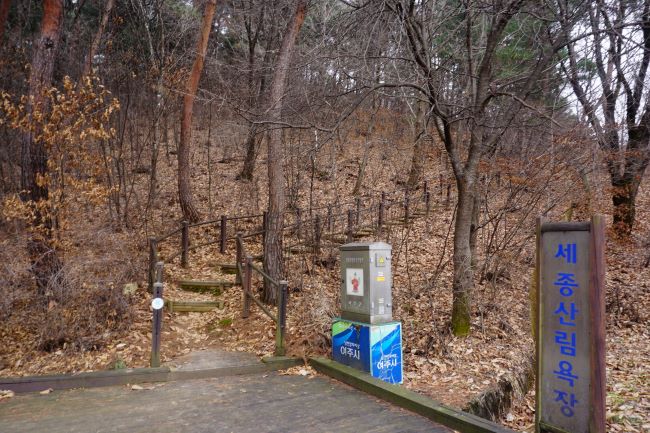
{"left": 339, "top": 242, "right": 392, "bottom": 324}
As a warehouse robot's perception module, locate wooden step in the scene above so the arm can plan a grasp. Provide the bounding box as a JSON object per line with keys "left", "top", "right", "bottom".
{"left": 286, "top": 245, "right": 310, "bottom": 254}
{"left": 322, "top": 234, "right": 347, "bottom": 244}
{"left": 214, "top": 263, "right": 238, "bottom": 274}
{"left": 165, "top": 300, "right": 223, "bottom": 313}
{"left": 178, "top": 280, "right": 234, "bottom": 295}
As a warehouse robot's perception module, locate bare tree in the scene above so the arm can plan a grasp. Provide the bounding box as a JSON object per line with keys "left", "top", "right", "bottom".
{"left": 178, "top": 0, "right": 217, "bottom": 222}
{"left": 237, "top": 0, "right": 272, "bottom": 181}
{"left": 263, "top": 0, "right": 307, "bottom": 303}
{"left": 82, "top": 0, "right": 115, "bottom": 77}
{"left": 560, "top": 0, "right": 650, "bottom": 237}
{"left": 385, "top": 0, "right": 565, "bottom": 335}
{"left": 407, "top": 99, "right": 427, "bottom": 190}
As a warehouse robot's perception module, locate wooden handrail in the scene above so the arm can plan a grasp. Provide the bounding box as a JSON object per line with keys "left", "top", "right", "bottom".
{"left": 149, "top": 180, "right": 433, "bottom": 277}
{"left": 249, "top": 263, "right": 279, "bottom": 287}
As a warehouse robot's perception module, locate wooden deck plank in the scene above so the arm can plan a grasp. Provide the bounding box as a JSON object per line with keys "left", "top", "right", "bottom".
{"left": 0, "top": 371, "right": 452, "bottom": 433}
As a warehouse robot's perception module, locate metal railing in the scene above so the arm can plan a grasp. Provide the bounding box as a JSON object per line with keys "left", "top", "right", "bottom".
{"left": 236, "top": 234, "right": 288, "bottom": 356}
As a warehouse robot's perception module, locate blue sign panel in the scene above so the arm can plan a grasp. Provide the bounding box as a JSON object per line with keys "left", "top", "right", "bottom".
{"left": 370, "top": 322, "right": 402, "bottom": 384}
{"left": 332, "top": 319, "right": 402, "bottom": 384}
{"left": 332, "top": 320, "right": 370, "bottom": 371}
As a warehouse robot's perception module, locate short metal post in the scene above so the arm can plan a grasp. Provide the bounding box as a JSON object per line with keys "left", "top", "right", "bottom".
{"left": 275, "top": 280, "right": 288, "bottom": 356}
{"left": 355, "top": 197, "right": 361, "bottom": 225}
{"left": 313, "top": 215, "right": 322, "bottom": 259}
{"left": 378, "top": 192, "right": 385, "bottom": 234}
{"left": 148, "top": 237, "right": 157, "bottom": 292}
{"left": 150, "top": 282, "right": 164, "bottom": 367}
{"left": 235, "top": 232, "right": 243, "bottom": 285}
{"left": 220, "top": 214, "right": 227, "bottom": 253}
{"left": 242, "top": 256, "right": 252, "bottom": 318}
{"left": 155, "top": 261, "right": 164, "bottom": 284}
{"left": 347, "top": 209, "right": 354, "bottom": 242}
{"left": 425, "top": 191, "right": 431, "bottom": 216}
{"left": 181, "top": 220, "right": 189, "bottom": 268}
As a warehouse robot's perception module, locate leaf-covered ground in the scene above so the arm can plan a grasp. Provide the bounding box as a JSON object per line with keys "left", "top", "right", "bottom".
{"left": 1, "top": 128, "right": 648, "bottom": 432}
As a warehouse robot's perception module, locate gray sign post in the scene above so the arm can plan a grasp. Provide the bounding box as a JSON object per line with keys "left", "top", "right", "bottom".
{"left": 535, "top": 216, "right": 605, "bottom": 433}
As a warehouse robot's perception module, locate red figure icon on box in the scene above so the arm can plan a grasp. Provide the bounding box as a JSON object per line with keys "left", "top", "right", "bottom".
{"left": 351, "top": 274, "right": 359, "bottom": 293}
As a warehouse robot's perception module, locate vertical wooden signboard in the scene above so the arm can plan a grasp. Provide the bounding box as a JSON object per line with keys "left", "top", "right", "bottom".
{"left": 535, "top": 216, "right": 605, "bottom": 433}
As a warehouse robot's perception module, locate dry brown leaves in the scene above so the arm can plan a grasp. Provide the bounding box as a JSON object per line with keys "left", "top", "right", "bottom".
{"left": 1, "top": 127, "right": 648, "bottom": 433}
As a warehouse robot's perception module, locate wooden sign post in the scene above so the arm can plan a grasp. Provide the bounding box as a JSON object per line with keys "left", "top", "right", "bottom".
{"left": 535, "top": 216, "right": 605, "bottom": 433}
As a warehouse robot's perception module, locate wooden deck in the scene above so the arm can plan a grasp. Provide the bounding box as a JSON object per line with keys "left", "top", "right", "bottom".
{"left": 0, "top": 370, "right": 452, "bottom": 433}
{"left": 0, "top": 350, "right": 452, "bottom": 433}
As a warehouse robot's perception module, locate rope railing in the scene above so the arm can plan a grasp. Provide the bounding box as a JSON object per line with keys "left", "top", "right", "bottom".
{"left": 143, "top": 178, "right": 445, "bottom": 364}
{"left": 236, "top": 234, "right": 288, "bottom": 356}
{"left": 147, "top": 180, "right": 437, "bottom": 292}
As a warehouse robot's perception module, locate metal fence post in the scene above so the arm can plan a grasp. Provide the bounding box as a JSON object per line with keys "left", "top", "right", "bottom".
{"left": 425, "top": 191, "right": 431, "bottom": 217}
{"left": 313, "top": 214, "right": 322, "bottom": 260}
{"left": 347, "top": 209, "right": 354, "bottom": 242}
{"left": 220, "top": 214, "right": 227, "bottom": 253}
{"left": 235, "top": 233, "right": 243, "bottom": 285}
{"left": 275, "top": 280, "right": 288, "bottom": 356}
{"left": 155, "top": 261, "right": 164, "bottom": 284}
{"left": 148, "top": 237, "right": 157, "bottom": 292}
{"left": 181, "top": 220, "right": 189, "bottom": 268}
{"left": 243, "top": 256, "right": 252, "bottom": 318}
{"left": 378, "top": 192, "right": 385, "bottom": 234}
{"left": 422, "top": 181, "right": 428, "bottom": 215}
{"left": 355, "top": 197, "right": 361, "bottom": 225}
{"left": 150, "top": 282, "right": 164, "bottom": 367}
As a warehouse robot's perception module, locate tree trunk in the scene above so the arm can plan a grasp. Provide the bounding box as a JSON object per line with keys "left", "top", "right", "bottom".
{"left": 263, "top": 0, "right": 306, "bottom": 304}
{"left": 82, "top": 0, "right": 114, "bottom": 76}
{"left": 469, "top": 188, "right": 480, "bottom": 269}
{"left": 608, "top": 125, "right": 650, "bottom": 236}
{"left": 238, "top": 23, "right": 274, "bottom": 181}
{"left": 451, "top": 177, "right": 475, "bottom": 336}
{"left": 21, "top": 0, "right": 64, "bottom": 297}
{"left": 610, "top": 172, "right": 643, "bottom": 237}
{"left": 178, "top": 0, "right": 216, "bottom": 222}
{"left": 407, "top": 100, "right": 427, "bottom": 190}
{"left": 238, "top": 123, "right": 259, "bottom": 180}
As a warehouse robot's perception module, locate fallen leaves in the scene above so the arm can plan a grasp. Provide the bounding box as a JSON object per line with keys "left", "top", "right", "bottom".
{"left": 0, "top": 389, "right": 15, "bottom": 400}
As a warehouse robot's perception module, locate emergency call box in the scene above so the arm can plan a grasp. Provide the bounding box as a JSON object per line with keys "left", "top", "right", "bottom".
{"left": 339, "top": 242, "right": 392, "bottom": 324}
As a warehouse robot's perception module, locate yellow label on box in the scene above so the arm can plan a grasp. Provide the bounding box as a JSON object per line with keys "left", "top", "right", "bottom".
{"left": 376, "top": 276, "right": 385, "bottom": 282}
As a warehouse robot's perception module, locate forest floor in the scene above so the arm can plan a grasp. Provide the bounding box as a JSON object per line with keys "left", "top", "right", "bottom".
{"left": 1, "top": 132, "right": 648, "bottom": 433}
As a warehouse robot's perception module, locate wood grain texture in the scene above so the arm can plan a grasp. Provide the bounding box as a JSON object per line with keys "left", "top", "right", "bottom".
{"left": 310, "top": 357, "right": 515, "bottom": 433}
{"left": 589, "top": 215, "right": 606, "bottom": 433}
{"left": 0, "top": 370, "right": 448, "bottom": 433}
